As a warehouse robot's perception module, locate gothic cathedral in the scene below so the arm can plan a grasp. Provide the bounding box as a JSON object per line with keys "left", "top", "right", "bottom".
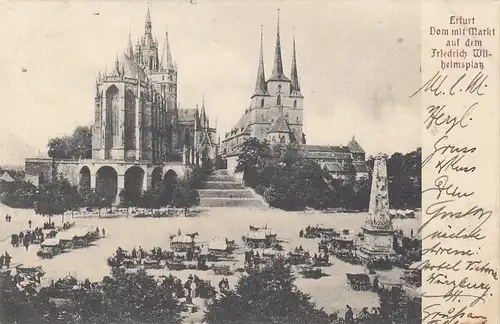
{"left": 92, "top": 7, "right": 217, "bottom": 165}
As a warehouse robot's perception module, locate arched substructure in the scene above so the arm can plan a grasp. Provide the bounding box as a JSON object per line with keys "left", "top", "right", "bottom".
{"left": 78, "top": 166, "right": 91, "bottom": 193}
{"left": 163, "top": 169, "right": 178, "bottom": 206}
{"left": 124, "top": 89, "right": 136, "bottom": 157}
{"left": 105, "top": 85, "right": 119, "bottom": 159}
{"left": 151, "top": 167, "right": 163, "bottom": 189}
{"left": 124, "top": 166, "right": 145, "bottom": 200}
{"left": 95, "top": 166, "right": 118, "bottom": 205}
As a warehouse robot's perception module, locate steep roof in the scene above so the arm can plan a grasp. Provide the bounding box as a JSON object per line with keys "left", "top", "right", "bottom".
{"left": 324, "top": 162, "right": 346, "bottom": 173}
{"left": 268, "top": 10, "right": 289, "bottom": 82}
{"left": 178, "top": 108, "right": 197, "bottom": 123}
{"left": 253, "top": 26, "right": 269, "bottom": 97}
{"left": 268, "top": 115, "right": 292, "bottom": 134}
{"left": 0, "top": 171, "right": 15, "bottom": 182}
{"left": 347, "top": 136, "right": 365, "bottom": 154}
{"left": 120, "top": 53, "right": 148, "bottom": 81}
{"left": 354, "top": 161, "right": 370, "bottom": 173}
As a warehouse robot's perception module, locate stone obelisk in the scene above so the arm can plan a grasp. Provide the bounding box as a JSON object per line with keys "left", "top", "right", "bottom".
{"left": 359, "top": 153, "right": 396, "bottom": 261}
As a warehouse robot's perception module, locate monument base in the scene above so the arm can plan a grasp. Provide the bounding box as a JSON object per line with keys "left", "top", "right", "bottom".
{"left": 357, "top": 226, "right": 396, "bottom": 262}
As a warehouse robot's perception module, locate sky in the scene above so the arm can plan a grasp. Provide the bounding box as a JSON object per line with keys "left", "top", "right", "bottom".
{"left": 0, "top": 0, "right": 421, "bottom": 166}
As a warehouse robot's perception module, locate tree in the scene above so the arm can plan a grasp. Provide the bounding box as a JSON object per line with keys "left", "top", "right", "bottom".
{"left": 204, "top": 258, "right": 331, "bottom": 324}
{"left": 47, "top": 125, "right": 92, "bottom": 160}
{"left": 172, "top": 179, "right": 200, "bottom": 210}
{"left": 235, "top": 138, "right": 271, "bottom": 188}
{"left": 47, "top": 137, "right": 70, "bottom": 159}
{"left": 35, "top": 180, "right": 68, "bottom": 223}
{"left": 0, "top": 181, "right": 37, "bottom": 208}
{"left": 103, "top": 269, "right": 183, "bottom": 324}
{"left": 68, "top": 126, "right": 92, "bottom": 159}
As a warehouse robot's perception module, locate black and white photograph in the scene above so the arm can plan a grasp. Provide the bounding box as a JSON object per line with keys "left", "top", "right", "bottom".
{"left": 0, "top": 1, "right": 422, "bottom": 323}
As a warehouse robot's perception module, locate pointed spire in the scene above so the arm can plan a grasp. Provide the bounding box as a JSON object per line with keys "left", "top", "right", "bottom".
{"left": 146, "top": 5, "right": 152, "bottom": 29}
{"left": 269, "top": 9, "right": 288, "bottom": 81}
{"left": 161, "top": 27, "right": 174, "bottom": 69}
{"left": 144, "top": 4, "right": 153, "bottom": 45}
{"left": 253, "top": 25, "right": 268, "bottom": 97}
{"left": 127, "top": 30, "right": 134, "bottom": 58}
{"left": 290, "top": 27, "right": 300, "bottom": 93}
{"left": 115, "top": 53, "right": 120, "bottom": 74}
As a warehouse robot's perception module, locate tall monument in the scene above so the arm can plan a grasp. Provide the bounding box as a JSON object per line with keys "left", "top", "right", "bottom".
{"left": 358, "top": 153, "right": 396, "bottom": 261}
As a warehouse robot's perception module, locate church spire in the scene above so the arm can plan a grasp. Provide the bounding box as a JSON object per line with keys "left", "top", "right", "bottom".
{"left": 161, "top": 27, "right": 174, "bottom": 69}
{"left": 144, "top": 5, "right": 153, "bottom": 46}
{"left": 290, "top": 27, "right": 300, "bottom": 93}
{"left": 269, "top": 9, "right": 288, "bottom": 81}
{"left": 127, "top": 29, "right": 134, "bottom": 58}
{"left": 253, "top": 25, "right": 268, "bottom": 97}
{"left": 145, "top": 5, "right": 152, "bottom": 33}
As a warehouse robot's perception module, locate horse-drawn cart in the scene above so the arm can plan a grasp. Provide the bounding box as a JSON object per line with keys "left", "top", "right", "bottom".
{"left": 242, "top": 226, "right": 280, "bottom": 249}
{"left": 346, "top": 273, "right": 371, "bottom": 291}
{"left": 212, "top": 264, "right": 232, "bottom": 276}
{"left": 170, "top": 234, "right": 196, "bottom": 253}
{"left": 37, "top": 238, "right": 66, "bottom": 259}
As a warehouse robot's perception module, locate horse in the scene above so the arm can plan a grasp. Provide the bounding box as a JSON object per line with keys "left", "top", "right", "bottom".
{"left": 46, "top": 230, "right": 58, "bottom": 239}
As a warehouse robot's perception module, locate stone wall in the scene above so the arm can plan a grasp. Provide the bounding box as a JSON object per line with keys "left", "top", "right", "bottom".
{"left": 25, "top": 158, "right": 53, "bottom": 183}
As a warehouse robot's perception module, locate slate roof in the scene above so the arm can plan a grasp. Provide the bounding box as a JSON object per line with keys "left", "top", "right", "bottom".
{"left": 354, "top": 161, "right": 370, "bottom": 173}
{"left": 347, "top": 137, "right": 365, "bottom": 154}
{"left": 268, "top": 115, "right": 292, "bottom": 134}
{"left": 324, "top": 162, "right": 346, "bottom": 172}
{"left": 178, "top": 109, "right": 197, "bottom": 123}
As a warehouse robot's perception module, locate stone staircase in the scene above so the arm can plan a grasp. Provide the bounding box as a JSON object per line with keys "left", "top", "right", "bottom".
{"left": 199, "top": 170, "right": 267, "bottom": 208}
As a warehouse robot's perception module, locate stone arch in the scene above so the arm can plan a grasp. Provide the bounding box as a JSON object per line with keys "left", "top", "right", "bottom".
{"left": 78, "top": 166, "right": 91, "bottom": 192}
{"left": 163, "top": 169, "right": 178, "bottom": 205}
{"left": 124, "top": 89, "right": 136, "bottom": 151}
{"left": 124, "top": 166, "right": 145, "bottom": 198}
{"left": 105, "top": 85, "right": 119, "bottom": 158}
{"left": 151, "top": 167, "right": 163, "bottom": 189}
{"left": 96, "top": 166, "right": 118, "bottom": 205}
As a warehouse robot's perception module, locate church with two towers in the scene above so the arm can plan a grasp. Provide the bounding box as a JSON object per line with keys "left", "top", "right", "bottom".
{"left": 222, "top": 12, "right": 369, "bottom": 181}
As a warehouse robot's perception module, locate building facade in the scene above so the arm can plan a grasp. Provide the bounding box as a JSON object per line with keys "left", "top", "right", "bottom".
{"left": 222, "top": 13, "right": 368, "bottom": 181}
{"left": 25, "top": 7, "right": 217, "bottom": 204}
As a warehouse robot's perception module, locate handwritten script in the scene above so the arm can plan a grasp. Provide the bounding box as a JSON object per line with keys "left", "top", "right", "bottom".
{"left": 416, "top": 8, "right": 498, "bottom": 323}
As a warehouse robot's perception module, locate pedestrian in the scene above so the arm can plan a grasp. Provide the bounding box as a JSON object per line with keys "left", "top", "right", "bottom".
{"left": 345, "top": 305, "right": 354, "bottom": 324}
{"left": 24, "top": 237, "right": 30, "bottom": 251}
{"left": 4, "top": 252, "right": 11, "bottom": 268}
{"left": 410, "top": 229, "right": 414, "bottom": 238}
{"left": 28, "top": 220, "right": 32, "bottom": 228}
{"left": 102, "top": 228, "right": 106, "bottom": 238}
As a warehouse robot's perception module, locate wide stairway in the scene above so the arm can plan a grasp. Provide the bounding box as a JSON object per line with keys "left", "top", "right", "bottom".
{"left": 199, "top": 170, "right": 267, "bottom": 208}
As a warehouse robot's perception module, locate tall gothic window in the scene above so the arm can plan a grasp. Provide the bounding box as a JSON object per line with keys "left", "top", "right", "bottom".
{"left": 294, "top": 100, "right": 297, "bottom": 109}
{"left": 277, "top": 94, "right": 281, "bottom": 106}
{"left": 260, "top": 98, "right": 264, "bottom": 107}
{"left": 124, "top": 90, "right": 136, "bottom": 151}
{"left": 105, "top": 85, "right": 119, "bottom": 152}
{"left": 280, "top": 136, "right": 286, "bottom": 144}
